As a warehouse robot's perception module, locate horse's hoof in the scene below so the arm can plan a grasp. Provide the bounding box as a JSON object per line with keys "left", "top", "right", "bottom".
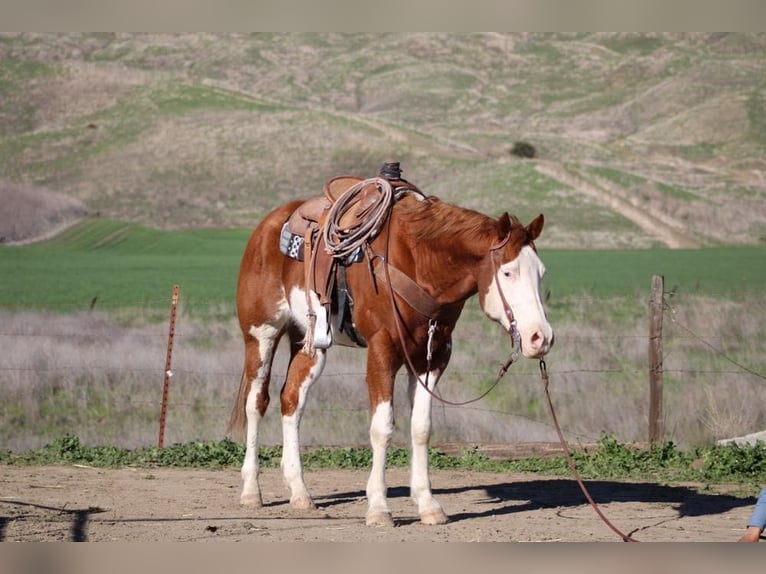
{"left": 290, "top": 495, "right": 316, "bottom": 510}
{"left": 240, "top": 494, "right": 263, "bottom": 508}
{"left": 420, "top": 508, "right": 449, "bottom": 525}
{"left": 366, "top": 511, "right": 395, "bottom": 527}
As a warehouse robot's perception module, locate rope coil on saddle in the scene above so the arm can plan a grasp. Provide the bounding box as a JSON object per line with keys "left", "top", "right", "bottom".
{"left": 323, "top": 177, "right": 394, "bottom": 259}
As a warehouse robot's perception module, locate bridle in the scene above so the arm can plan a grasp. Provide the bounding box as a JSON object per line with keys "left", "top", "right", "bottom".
{"left": 489, "top": 230, "right": 522, "bottom": 354}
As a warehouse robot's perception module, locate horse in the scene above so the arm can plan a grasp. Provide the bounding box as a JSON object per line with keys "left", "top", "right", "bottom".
{"left": 228, "top": 167, "right": 554, "bottom": 526}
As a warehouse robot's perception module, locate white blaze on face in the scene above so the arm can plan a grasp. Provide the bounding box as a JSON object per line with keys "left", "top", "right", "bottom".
{"left": 483, "top": 245, "right": 553, "bottom": 358}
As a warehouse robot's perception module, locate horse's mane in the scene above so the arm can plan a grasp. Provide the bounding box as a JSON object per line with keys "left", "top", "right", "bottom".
{"left": 396, "top": 195, "right": 512, "bottom": 245}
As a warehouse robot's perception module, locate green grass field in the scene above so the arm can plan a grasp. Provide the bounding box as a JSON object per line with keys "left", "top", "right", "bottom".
{"left": 1, "top": 217, "right": 764, "bottom": 314}
{"left": 0, "top": 219, "right": 245, "bottom": 313}
{"left": 2, "top": 217, "right": 765, "bottom": 453}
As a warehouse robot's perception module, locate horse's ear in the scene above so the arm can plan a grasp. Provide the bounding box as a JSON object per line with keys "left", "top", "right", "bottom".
{"left": 498, "top": 212, "right": 512, "bottom": 236}
{"left": 526, "top": 213, "right": 545, "bottom": 240}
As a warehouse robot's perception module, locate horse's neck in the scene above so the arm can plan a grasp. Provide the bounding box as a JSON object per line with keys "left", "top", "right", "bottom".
{"left": 420, "top": 242, "right": 483, "bottom": 303}
{"left": 395, "top": 206, "right": 490, "bottom": 304}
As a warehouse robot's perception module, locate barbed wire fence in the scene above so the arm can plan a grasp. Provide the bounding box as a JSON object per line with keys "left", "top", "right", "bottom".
{"left": 1, "top": 279, "right": 764, "bottom": 453}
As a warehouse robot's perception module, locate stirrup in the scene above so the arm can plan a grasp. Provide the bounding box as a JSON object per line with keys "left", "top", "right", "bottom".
{"left": 313, "top": 305, "right": 333, "bottom": 349}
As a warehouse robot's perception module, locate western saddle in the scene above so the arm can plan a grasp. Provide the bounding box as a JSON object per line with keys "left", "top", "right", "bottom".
{"left": 279, "top": 162, "right": 424, "bottom": 354}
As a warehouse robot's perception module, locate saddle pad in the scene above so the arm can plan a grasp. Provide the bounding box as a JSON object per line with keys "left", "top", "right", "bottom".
{"left": 280, "top": 222, "right": 306, "bottom": 260}
{"left": 279, "top": 221, "right": 363, "bottom": 264}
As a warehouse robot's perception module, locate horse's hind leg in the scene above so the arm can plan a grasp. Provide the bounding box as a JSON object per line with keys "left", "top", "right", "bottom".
{"left": 239, "top": 324, "right": 281, "bottom": 508}
{"left": 280, "top": 341, "right": 326, "bottom": 510}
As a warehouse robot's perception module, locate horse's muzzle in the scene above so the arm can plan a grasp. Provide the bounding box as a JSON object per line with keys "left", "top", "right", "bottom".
{"left": 522, "top": 328, "right": 554, "bottom": 359}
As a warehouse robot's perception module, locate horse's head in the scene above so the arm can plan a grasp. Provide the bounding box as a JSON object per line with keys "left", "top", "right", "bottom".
{"left": 478, "top": 213, "right": 554, "bottom": 359}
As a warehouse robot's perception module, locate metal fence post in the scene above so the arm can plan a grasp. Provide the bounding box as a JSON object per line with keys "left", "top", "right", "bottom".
{"left": 158, "top": 284, "right": 179, "bottom": 448}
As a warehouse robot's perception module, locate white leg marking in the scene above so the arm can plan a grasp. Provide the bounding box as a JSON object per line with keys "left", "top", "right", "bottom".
{"left": 366, "top": 400, "right": 394, "bottom": 526}
{"left": 409, "top": 371, "right": 448, "bottom": 525}
{"left": 240, "top": 317, "right": 285, "bottom": 508}
{"left": 281, "top": 350, "right": 326, "bottom": 509}
{"left": 240, "top": 386, "right": 264, "bottom": 507}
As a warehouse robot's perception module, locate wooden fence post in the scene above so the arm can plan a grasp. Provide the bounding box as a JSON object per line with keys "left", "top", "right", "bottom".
{"left": 158, "top": 285, "right": 179, "bottom": 448}
{"left": 648, "top": 275, "right": 664, "bottom": 444}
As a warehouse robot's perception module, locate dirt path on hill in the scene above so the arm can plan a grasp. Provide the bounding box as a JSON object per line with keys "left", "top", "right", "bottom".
{"left": 535, "top": 160, "right": 701, "bottom": 248}
{"left": 0, "top": 465, "right": 755, "bottom": 542}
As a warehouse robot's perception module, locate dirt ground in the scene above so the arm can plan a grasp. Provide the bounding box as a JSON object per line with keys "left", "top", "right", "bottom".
{"left": 0, "top": 464, "right": 758, "bottom": 542}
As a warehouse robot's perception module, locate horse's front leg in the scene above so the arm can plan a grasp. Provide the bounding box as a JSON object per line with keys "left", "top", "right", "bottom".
{"left": 280, "top": 347, "right": 326, "bottom": 510}
{"left": 365, "top": 397, "right": 395, "bottom": 526}
{"left": 408, "top": 369, "right": 449, "bottom": 525}
{"left": 364, "top": 344, "right": 397, "bottom": 526}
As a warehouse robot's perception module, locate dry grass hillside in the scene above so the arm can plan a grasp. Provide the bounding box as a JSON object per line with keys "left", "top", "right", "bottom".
{"left": 0, "top": 182, "right": 88, "bottom": 244}
{"left": 1, "top": 32, "right": 765, "bottom": 247}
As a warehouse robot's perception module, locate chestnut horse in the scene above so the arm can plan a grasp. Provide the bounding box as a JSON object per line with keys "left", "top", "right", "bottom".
{"left": 229, "top": 173, "right": 553, "bottom": 526}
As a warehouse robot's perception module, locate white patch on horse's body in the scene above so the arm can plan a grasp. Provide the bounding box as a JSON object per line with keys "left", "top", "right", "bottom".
{"left": 287, "top": 286, "right": 312, "bottom": 333}
{"left": 288, "top": 284, "right": 333, "bottom": 349}
{"left": 247, "top": 313, "right": 287, "bottom": 342}
{"left": 482, "top": 245, "right": 553, "bottom": 358}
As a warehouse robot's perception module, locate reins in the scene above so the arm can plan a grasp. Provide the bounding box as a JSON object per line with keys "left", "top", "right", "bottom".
{"left": 537, "top": 359, "right": 640, "bottom": 542}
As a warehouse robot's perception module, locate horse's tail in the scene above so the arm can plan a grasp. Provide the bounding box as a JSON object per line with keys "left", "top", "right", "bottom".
{"left": 227, "top": 367, "right": 249, "bottom": 440}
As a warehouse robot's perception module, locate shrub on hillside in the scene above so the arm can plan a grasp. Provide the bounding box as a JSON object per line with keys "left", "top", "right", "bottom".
{"left": 510, "top": 141, "right": 537, "bottom": 159}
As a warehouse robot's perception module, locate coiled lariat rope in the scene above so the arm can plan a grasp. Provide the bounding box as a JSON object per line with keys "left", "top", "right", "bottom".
{"left": 323, "top": 177, "right": 394, "bottom": 258}
{"left": 302, "top": 177, "right": 393, "bottom": 356}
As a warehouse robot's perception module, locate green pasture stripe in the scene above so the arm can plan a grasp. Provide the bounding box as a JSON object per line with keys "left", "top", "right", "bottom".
{"left": 0, "top": 219, "right": 249, "bottom": 311}
{"left": 0, "top": 218, "right": 764, "bottom": 312}
{"left": 542, "top": 246, "right": 766, "bottom": 298}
